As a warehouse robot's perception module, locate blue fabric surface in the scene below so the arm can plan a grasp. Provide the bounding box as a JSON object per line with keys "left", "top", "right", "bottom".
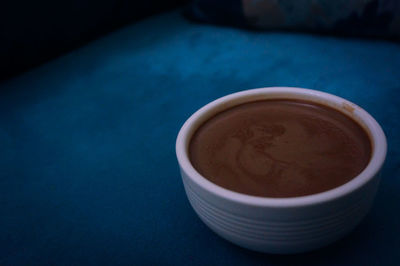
{"left": 0, "top": 9, "right": 399, "bottom": 265}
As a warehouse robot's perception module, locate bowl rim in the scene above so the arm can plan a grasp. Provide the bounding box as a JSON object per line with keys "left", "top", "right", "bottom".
{"left": 176, "top": 87, "right": 387, "bottom": 208}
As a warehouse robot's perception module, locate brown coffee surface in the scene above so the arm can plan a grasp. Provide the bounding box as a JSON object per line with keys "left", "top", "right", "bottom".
{"left": 189, "top": 99, "right": 371, "bottom": 198}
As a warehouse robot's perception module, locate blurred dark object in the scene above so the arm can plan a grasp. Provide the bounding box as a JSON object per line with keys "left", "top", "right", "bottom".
{"left": 186, "top": 0, "right": 400, "bottom": 39}
{"left": 185, "top": 0, "right": 245, "bottom": 27}
{"left": 0, "top": 0, "right": 186, "bottom": 81}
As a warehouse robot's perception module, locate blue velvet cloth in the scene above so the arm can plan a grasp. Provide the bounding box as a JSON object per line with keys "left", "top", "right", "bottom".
{"left": 1, "top": 9, "right": 399, "bottom": 265}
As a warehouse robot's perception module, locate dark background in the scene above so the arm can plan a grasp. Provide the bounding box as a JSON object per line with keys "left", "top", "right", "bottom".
{"left": 0, "top": 0, "right": 185, "bottom": 80}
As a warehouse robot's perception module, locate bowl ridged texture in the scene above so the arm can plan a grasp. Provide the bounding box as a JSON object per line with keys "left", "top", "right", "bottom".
{"left": 182, "top": 170, "right": 380, "bottom": 254}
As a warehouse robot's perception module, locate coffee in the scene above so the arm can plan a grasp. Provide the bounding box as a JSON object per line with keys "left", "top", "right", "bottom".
{"left": 189, "top": 99, "right": 371, "bottom": 198}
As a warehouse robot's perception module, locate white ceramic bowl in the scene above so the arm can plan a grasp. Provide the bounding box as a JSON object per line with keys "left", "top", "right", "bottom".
{"left": 176, "top": 87, "right": 387, "bottom": 254}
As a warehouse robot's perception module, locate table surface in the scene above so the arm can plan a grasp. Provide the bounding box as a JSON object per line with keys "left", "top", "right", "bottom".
{"left": 1, "top": 9, "right": 399, "bottom": 266}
